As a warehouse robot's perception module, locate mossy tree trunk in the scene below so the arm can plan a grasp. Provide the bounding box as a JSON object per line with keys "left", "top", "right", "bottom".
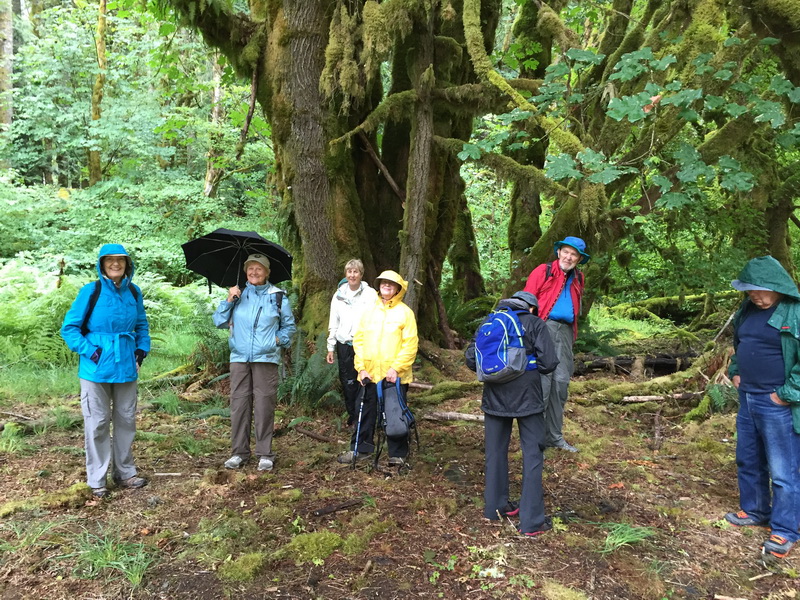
{"left": 88, "top": 0, "right": 107, "bottom": 186}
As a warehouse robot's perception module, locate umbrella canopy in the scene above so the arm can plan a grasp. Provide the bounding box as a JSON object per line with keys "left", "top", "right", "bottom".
{"left": 182, "top": 228, "right": 293, "bottom": 288}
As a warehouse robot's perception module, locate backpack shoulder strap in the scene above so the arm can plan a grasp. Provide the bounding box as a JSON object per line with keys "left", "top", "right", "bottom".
{"left": 545, "top": 262, "right": 552, "bottom": 279}
{"left": 275, "top": 290, "right": 284, "bottom": 312}
{"left": 80, "top": 280, "right": 103, "bottom": 336}
{"left": 129, "top": 284, "right": 139, "bottom": 302}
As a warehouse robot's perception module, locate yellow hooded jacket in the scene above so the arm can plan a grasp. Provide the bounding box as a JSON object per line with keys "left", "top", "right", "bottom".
{"left": 353, "top": 270, "right": 418, "bottom": 383}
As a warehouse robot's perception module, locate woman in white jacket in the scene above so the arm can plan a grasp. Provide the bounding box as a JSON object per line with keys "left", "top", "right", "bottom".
{"left": 326, "top": 259, "right": 377, "bottom": 425}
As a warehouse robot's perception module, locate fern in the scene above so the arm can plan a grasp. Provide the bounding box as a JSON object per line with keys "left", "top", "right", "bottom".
{"left": 278, "top": 332, "right": 341, "bottom": 410}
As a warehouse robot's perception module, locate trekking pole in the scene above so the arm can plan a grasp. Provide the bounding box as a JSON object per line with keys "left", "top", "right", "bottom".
{"left": 352, "top": 379, "right": 369, "bottom": 470}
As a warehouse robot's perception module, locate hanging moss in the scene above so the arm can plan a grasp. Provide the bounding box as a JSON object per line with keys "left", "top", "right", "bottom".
{"left": 330, "top": 90, "right": 416, "bottom": 146}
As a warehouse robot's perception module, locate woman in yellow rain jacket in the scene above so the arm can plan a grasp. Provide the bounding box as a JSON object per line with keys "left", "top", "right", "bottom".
{"left": 337, "top": 270, "right": 418, "bottom": 468}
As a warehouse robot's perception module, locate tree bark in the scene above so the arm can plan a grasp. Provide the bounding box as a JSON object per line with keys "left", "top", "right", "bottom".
{"left": 203, "top": 54, "right": 225, "bottom": 198}
{"left": 0, "top": 0, "right": 12, "bottom": 142}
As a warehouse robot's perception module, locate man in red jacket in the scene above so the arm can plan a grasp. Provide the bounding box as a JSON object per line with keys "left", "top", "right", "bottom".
{"left": 523, "top": 236, "right": 590, "bottom": 452}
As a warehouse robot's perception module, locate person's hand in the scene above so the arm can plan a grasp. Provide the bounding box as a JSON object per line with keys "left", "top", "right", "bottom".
{"left": 732, "top": 375, "right": 740, "bottom": 389}
{"left": 90, "top": 347, "right": 102, "bottom": 364}
{"left": 385, "top": 367, "right": 399, "bottom": 383}
{"left": 227, "top": 286, "right": 241, "bottom": 302}
{"left": 326, "top": 351, "right": 335, "bottom": 364}
{"left": 771, "top": 392, "right": 789, "bottom": 406}
{"left": 359, "top": 370, "right": 370, "bottom": 384}
{"left": 134, "top": 349, "right": 147, "bottom": 368}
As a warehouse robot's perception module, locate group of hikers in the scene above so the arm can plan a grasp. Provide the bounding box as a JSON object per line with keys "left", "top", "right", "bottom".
{"left": 60, "top": 239, "right": 800, "bottom": 557}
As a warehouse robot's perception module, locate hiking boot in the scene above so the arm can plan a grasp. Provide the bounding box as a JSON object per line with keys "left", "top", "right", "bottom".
{"left": 257, "top": 458, "right": 274, "bottom": 471}
{"left": 337, "top": 450, "right": 371, "bottom": 464}
{"left": 725, "top": 510, "right": 769, "bottom": 528}
{"left": 518, "top": 517, "right": 553, "bottom": 538}
{"left": 499, "top": 501, "right": 520, "bottom": 518}
{"left": 92, "top": 487, "right": 108, "bottom": 498}
{"left": 551, "top": 440, "right": 579, "bottom": 452}
{"left": 116, "top": 476, "right": 148, "bottom": 489}
{"left": 762, "top": 534, "right": 795, "bottom": 558}
{"left": 388, "top": 456, "right": 408, "bottom": 467}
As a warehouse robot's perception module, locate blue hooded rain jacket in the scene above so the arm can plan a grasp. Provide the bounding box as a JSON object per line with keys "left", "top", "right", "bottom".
{"left": 61, "top": 244, "right": 151, "bottom": 383}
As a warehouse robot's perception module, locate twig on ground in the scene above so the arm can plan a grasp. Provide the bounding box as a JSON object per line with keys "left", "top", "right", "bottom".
{"left": 0, "top": 411, "right": 34, "bottom": 420}
{"left": 294, "top": 427, "right": 337, "bottom": 444}
{"left": 311, "top": 498, "right": 362, "bottom": 517}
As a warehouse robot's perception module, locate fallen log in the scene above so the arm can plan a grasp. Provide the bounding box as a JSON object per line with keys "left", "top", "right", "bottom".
{"left": 620, "top": 392, "right": 704, "bottom": 403}
{"left": 423, "top": 411, "right": 484, "bottom": 422}
{"left": 311, "top": 498, "right": 362, "bottom": 517}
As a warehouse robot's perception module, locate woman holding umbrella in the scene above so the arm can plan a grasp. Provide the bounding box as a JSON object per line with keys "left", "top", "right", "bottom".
{"left": 213, "top": 253, "right": 296, "bottom": 471}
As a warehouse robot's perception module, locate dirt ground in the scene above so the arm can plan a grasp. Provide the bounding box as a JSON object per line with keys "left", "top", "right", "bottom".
{"left": 1, "top": 369, "right": 799, "bottom": 600}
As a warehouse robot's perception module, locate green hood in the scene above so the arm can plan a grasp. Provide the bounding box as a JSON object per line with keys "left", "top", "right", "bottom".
{"left": 733, "top": 256, "right": 800, "bottom": 301}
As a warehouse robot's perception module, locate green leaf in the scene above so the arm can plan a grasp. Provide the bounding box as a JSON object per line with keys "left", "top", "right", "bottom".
{"left": 692, "top": 53, "right": 714, "bottom": 67}
{"left": 587, "top": 166, "right": 635, "bottom": 185}
{"left": 723, "top": 37, "right": 743, "bottom": 47}
{"left": 649, "top": 55, "right": 677, "bottom": 71}
{"left": 158, "top": 23, "right": 176, "bottom": 36}
{"left": 752, "top": 100, "right": 785, "bottom": 128}
{"left": 657, "top": 192, "right": 693, "bottom": 209}
{"left": 713, "top": 69, "right": 733, "bottom": 81}
{"left": 770, "top": 75, "right": 794, "bottom": 96}
{"left": 609, "top": 48, "right": 655, "bottom": 82}
{"left": 651, "top": 175, "right": 672, "bottom": 194}
{"left": 730, "top": 82, "right": 753, "bottom": 94}
{"left": 678, "top": 108, "right": 699, "bottom": 122}
{"left": 703, "top": 95, "right": 725, "bottom": 110}
{"left": 718, "top": 155, "right": 755, "bottom": 192}
{"left": 565, "top": 48, "right": 605, "bottom": 65}
{"left": 545, "top": 153, "right": 583, "bottom": 181}
{"left": 777, "top": 133, "right": 797, "bottom": 149}
{"left": 787, "top": 87, "right": 800, "bottom": 104}
{"left": 759, "top": 37, "right": 780, "bottom": 45}
{"left": 724, "top": 103, "right": 748, "bottom": 118}
{"left": 606, "top": 92, "right": 652, "bottom": 123}
{"left": 661, "top": 88, "right": 703, "bottom": 108}
{"left": 458, "top": 143, "right": 481, "bottom": 161}
{"left": 544, "top": 63, "right": 570, "bottom": 80}
{"left": 665, "top": 80, "right": 682, "bottom": 92}
{"left": 576, "top": 148, "right": 607, "bottom": 171}
{"left": 695, "top": 64, "right": 715, "bottom": 76}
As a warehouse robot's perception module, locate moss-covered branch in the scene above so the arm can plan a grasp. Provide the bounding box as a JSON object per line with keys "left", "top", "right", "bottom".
{"left": 164, "top": 0, "right": 259, "bottom": 77}
{"left": 329, "top": 90, "right": 417, "bottom": 146}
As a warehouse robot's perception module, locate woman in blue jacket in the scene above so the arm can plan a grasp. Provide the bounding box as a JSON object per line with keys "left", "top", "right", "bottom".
{"left": 213, "top": 254, "right": 296, "bottom": 471}
{"left": 61, "top": 244, "right": 151, "bottom": 498}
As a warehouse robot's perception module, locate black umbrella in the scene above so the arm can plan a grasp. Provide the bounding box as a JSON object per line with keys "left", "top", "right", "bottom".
{"left": 182, "top": 228, "right": 293, "bottom": 288}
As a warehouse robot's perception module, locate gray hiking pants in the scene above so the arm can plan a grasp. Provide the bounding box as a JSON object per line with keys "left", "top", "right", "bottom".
{"left": 541, "top": 320, "right": 575, "bottom": 446}
{"left": 229, "top": 362, "right": 278, "bottom": 461}
{"left": 80, "top": 379, "right": 139, "bottom": 489}
{"left": 483, "top": 412, "right": 546, "bottom": 534}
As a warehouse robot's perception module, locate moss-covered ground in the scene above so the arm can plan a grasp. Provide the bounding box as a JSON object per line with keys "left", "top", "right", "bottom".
{"left": 0, "top": 351, "right": 798, "bottom": 599}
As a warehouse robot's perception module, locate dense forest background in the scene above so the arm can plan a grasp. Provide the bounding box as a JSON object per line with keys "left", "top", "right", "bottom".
{"left": 1, "top": 0, "right": 799, "bottom": 352}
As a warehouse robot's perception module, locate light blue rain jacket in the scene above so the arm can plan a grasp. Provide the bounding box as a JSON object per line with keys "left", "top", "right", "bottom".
{"left": 213, "top": 282, "right": 296, "bottom": 363}
{"left": 61, "top": 244, "right": 151, "bottom": 383}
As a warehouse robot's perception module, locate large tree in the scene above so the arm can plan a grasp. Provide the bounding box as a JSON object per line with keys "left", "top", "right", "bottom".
{"left": 163, "top": 0, "right": 800, "bottom": 336}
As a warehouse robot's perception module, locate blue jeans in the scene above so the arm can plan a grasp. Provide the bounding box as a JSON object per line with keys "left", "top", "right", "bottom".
{"left": 736, "top": 390, "right": 800, "bottom": 541}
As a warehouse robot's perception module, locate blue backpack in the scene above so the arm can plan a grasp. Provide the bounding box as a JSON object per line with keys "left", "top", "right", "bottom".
{"left": 475, "top": 309, "right": 537, "bottom": 383}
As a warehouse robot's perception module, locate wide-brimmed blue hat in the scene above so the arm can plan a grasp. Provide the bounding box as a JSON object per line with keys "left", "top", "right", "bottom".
{"left": 554, "top": 236, "right": 590, "bottom": 264}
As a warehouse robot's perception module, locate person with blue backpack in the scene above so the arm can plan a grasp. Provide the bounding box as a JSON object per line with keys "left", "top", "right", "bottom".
{"left": 61, "top": 244, "right": 151, "bottom": 498}
{"left": 466, "top": 291, "right": 558, "bottom": 537}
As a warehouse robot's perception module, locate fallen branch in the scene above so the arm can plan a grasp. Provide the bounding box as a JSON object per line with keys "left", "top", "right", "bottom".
{"left": 311, "top": 498, "right": 362, "bottom": 517}
{"left": 651, "top": 405, "right": 663, "bottom": 451}
{"left": 153, "top": 472, "right": 184, "bottom": 477}
{"left": 294, "top": 427, "right": 337, "bottom": 444}
{"left": 620, "top": 392, "right": 703, "bottom": 403}
{"left": 409, "top": 381, "right": 434, "bottom": 390}
{"left": 424, "top": 411, "right": 484, "bottom": 422}
{"left": 0, "top": 411, "right": 34, "bottom": 421}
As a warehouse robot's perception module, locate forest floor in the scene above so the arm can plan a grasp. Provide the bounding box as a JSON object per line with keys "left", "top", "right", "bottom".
{"left": 1, "top": 353, "right": 799, "bottom": 600}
